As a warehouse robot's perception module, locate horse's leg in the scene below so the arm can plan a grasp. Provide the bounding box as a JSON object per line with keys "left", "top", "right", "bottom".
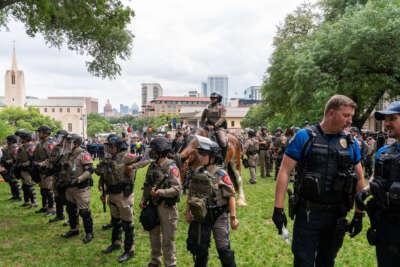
{"left": 229, "top": 160, "right": 247, "bottom": 206}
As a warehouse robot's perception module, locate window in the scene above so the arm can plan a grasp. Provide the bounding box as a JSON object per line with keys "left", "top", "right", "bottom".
{"left": 52, "top": 108, "right": 55, "bottom": 112}
{"left": 11, "top": 72, "right": 15, "bottom": 84}
{"left": 59, "top": 108, "right": 63, "bottom": 112}
{"left": 77, "top": 108, "right": 81, "bottom": 113}
{"left": 68, "top": 123, "right": 72, "bottom": 132}
{"left": 231, "top": 121, "right": 235, "bottom": 127}
{"left": 44, "top": 108, "right": 47, "bottom": 112}
{"left": 67, "top": 108, "right": 70, "bottom": 112}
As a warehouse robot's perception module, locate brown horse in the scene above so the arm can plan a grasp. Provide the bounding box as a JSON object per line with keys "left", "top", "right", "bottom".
{"left": 176, "top": 130, "right": 247, "bottom": 206}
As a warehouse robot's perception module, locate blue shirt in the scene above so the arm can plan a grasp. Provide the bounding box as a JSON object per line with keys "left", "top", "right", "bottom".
{"left": 285, "top": 128, "right": 361, "bottom": 164}
{"left": 375, "top": 142, "right": 400, "bottom": 162}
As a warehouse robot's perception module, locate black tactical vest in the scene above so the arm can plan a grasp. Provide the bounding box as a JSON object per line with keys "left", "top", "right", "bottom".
{"left": 374, "top": 142, "right": 400, "bottom": 207}
{"left": 298, "top": 125, "right": 356, "bottom": 204}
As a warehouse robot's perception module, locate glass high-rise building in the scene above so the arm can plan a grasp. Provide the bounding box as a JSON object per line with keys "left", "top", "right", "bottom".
{"left": 207, "top": 75, "right": 228, "bottom": 106}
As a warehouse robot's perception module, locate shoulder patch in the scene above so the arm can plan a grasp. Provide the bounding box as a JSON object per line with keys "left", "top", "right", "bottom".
{"left": 29, "top": 144, "right": 35, "bottom": 153}
{"left": 127, "top": 153, "right": 135, "bottom": 158}
{"left": 48, "top": 141, "right": 54, "bottom": 150}
{"left": 171, "top": 165, "right": 180, "bottom": 178}
{"left": 83, "top": 151, "right": 92, "bottom": 161}
{"left": 221, "top": 105, "right": 226, "bottom": 112}
{"left": 221, "top": 174, "right": 232, "bottom": 185}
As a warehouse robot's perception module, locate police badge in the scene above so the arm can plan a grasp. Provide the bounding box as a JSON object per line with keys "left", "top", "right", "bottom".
{"left": 340, "top": 138, "right": 348, "bottom": 148}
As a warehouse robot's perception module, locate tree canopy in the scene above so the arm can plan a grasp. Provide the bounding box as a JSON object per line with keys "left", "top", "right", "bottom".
{"left": 0, "top": 0, "right": 134, "bottom": 79}
{"left": 87, "top": 113, "right": 113, "bottom": 137}
{"left": 109, "top": 114, "right": 180, "bottom": 132}
{"left": 0, "top": 106, "right": 62, "bottom": 140}
{"left": 246, "top": 0, "right": 400, "bottom": 130}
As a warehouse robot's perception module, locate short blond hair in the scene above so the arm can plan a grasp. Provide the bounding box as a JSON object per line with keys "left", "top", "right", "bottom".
{"left": 324, "top": 95, "right": 357, "bottom": 117}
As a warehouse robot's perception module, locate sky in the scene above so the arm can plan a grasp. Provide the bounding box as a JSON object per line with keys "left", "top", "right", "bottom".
{"left": 0, "top": 0, "right": 309, "bottom": 112}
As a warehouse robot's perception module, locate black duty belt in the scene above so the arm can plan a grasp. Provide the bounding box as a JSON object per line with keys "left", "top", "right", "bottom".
{"left": 299, "top": 198, "right": 341, "bottom": 212}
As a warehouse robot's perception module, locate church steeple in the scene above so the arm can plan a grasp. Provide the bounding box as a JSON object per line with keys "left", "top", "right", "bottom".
{"left": 11, "top": 42, "right": 18, "bottom": 71}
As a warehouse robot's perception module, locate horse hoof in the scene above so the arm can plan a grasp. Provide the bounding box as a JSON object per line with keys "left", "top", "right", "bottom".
{"left": 236, "top": 199, "right": 247, "bottom": 206}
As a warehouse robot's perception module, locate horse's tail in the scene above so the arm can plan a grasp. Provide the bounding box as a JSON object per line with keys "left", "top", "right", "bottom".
{"left": 227, "top": 162, "right": 239, "bottom": 192}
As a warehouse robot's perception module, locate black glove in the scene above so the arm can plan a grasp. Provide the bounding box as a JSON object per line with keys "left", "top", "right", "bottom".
{"left": 356, "top": 189, "right": 369, "bottom": 211}
{"left": 348, "top": 212, "right": 363, "bottom": 238}
{"left": 369, "top": 179, "right": 385, "bottom": 202}
{"left": 272, "top": 207, "right": 287, "bottom": 235}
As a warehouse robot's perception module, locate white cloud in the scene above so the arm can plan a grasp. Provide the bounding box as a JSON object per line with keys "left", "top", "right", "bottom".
{"left": 0, "top": 0, "right": 310, "bottom": 111}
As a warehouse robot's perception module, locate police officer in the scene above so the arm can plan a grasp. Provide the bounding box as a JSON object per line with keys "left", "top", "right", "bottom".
{"left": 33, "top": 125, "right": 56, "bottom": 216}
{"left": 186, "top": 137, "right": 239, "bottom": 267}
{"left": 364, "top": 131, "right": 376, "bottom": 180}
{"left": 243, "top": 129, "right": 259, "bottom": 184}
{"left": 350, "top": 127, "right": 368, "bottom": 169}
{"left": 258, "top": 126, "right": 272, "bottom": 178}
{"left": 139, "top": 137, "right": 181, "bottom": 267}
{"left": 272, "top": 127, "right": 287, "bottom": 180}
{"left": 98, "top": 135, "right": 150, "bottom": 263}
{"left": 273, "top": 95, "right": 365, "bottom": 267}
{"left": 200, "top": 92, "right": 228, "bottom": 158}
{"left": 15, "top": 131, "right": 38, "bottom": 208}
{"left": 357, "top": 101, "right": 400, "bottom": 267}
{"left": 48, "top": 130, "right": 69, "bottom": 223}
{"left": 61, "top": 134, "right": 94, "bottom": 244}
{"left": 0, "top": 135, "right": 21, "bottom": 202}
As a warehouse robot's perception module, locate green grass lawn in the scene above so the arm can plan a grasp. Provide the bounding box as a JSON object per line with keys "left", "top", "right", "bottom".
{"left": 0, "top": 164, "right": 376, "bottom": 266}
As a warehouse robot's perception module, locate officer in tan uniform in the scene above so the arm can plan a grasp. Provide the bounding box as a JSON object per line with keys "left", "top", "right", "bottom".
{"left": 98, "top": 135, "right": 150, "bottom": 263}
{"left": 48, "top": 130, "right": 69, "bottom": 223}
{"left": 272, "top": 127, "right": 287, "bottom": 180}
{"left": 243, "top": 129, "right": 259, "bottom": 184}
{"left": 33, "top": 125, "right": 56, "bottom": 216}
{"left": 200, "top": 92, "right": 228, "bottom": 158}
{"left": 15, "top": 131, "right": 38, "bottom": 208}
{"left": 258, "top": 126, "right": 272, "bottom": 178}
{"left": 0, "top": 135, "right": 21, "bottom": 202}
{"left": 60, "top": 134, "right": 94, "bottom": 244}
{"left": 140, "top": 137, "right": 181, "bottom": 267}
{"left": 186, "top": 138, "right": 239, "bottom": 267}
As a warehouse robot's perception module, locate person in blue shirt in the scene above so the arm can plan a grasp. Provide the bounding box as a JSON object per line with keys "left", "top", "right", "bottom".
{"left": 273, "top": 95, "right": 366, "bottom": 267}
{"left": 357, "top": 101, "right": 400, "bottom": 267}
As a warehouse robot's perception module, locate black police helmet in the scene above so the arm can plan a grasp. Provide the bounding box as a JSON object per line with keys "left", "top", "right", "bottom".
{"left": 37, "top": 125, "right": 52, "bottom": 135}
{"left": 248, "top": 129, "right": 256, "bottom": 137}
{"left": 6, "top": 135, "right": 18, "bottom": 144}
{"left": 210, "top": 92, "right": 222, "bottom": 103}
{"left": 261, "top": 126, "right": 267, "bottom": 131}
{"left": 150, "top": 137, "right": 172, "bottom": 153}
{"left": 67, "top": 134, "right": 82, "bottom": 146}
{"left": 55, "top": 130, "right": 68, "bottom": 138}
{"left": 20, "top": 132, "right": 32, "bottom": 142}
{"left": 196, "top": 136, "right": 223, "bottom": 164}
{"left": 350, "top": 127, "right": 359, "bottom": 133}
{"left": 15, "top": 129, "right": 25, "bottom": 137}
{"left": 275, "top": 127, "right": 283, "bottom": 133}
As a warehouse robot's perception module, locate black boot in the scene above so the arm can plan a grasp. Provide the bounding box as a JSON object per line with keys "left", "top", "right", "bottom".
{"left": 80, "top": 209, "right": 94, "bottom": 244}
{"left": 102, "top": 244, "right": 121, "bottom": 254}
{"left": 102, "top": 218, "right": 122, "bottom": 254}
{"left": 36, "top": 188, "right": 47, "bottom": 213}
{"left": 102, "top": 223, "right": 113, "bottom": 230}
{"left": 10, "top": 181, "right": 21, "bottom": 202}
{"left": 61, "top": 230, "right": 79, "bottom": 238}
{"left": 62, "top": 201, "right": 79, "bottom": 238}
{"left": 217, "top": 246, "right": 236, "bottom": 267}
{"left": 147, "top": 263, "right": 159, "bottom": 267}
{"left": 49, "top": 196, "right": 65, "bottom": 223}
{"left": 21, "top": 184, "right": 30, "bottom": 207}
{"left": 29, "top": 185, "right": 38, "bottom": 208}
{"left": 118, "top": 221, "right": 135, "bottom": 262}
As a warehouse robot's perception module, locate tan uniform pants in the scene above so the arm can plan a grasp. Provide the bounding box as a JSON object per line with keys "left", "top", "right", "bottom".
{"left": 21, "top": 170, "right": 35, "bottom": 186}
{"left": 108, "top": 192, "right": 134, "bottom": 223}
{"left": 39, "top": 174, "right": 53, "bottom": 190}
{"left": 66, "top": 186, "right": 91, "bottom": 231}
{"left": 248, "top": 154, "right": 258, "bottom": 183}
{"left": 216, "top": 128, "right": 227, "bottom": 148}
{"left": 149, "top": 201, "right": 178, "bottom": 267}
{"left": 213, "top": 212, "right": 230, "bottom": 248}
{"left": 259, "top": 150, "right": 271, "bottom": 177}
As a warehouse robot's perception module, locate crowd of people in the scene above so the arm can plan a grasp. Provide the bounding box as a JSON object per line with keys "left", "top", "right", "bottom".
{"left": 1, "top": 93, "right": 400, "bottom": 266}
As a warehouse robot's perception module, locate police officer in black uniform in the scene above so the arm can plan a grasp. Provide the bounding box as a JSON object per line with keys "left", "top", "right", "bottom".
{"left": 273, "top": 95, "right": 365, "bottom": 267}
{"left": 357, "top": 101, "right": 400, "bottom": 267}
